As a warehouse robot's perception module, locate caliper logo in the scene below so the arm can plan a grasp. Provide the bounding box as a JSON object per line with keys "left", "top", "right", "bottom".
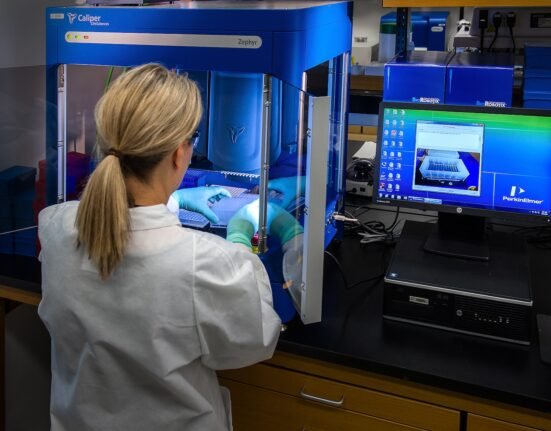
{"left": 66, "top": 13, "right": 107, "bottom": 26}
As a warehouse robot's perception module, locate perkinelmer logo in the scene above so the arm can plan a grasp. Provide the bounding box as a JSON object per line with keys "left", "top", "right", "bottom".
{"left": 502, "top": 186, "right": 544, "bottom": 205}
{"left": 510, "top": 186, "right": 524, "bottom": 197}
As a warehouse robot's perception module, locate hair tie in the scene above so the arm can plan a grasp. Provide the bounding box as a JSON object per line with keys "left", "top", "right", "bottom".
{"left": 106, "top": 149, "right": 122, "bottom": 159}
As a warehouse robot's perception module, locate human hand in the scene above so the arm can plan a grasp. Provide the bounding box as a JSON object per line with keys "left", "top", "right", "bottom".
{"left": 171, "top": 186, "right": 231, "bottom": 224}
{"left": 269, "top": 204, "right": 304, "bottom": 246}
{"left": 226, "top": 200, "right": 263, "bottom": 249}
{"left": 268, "top": 176, "right": 305, "bottom": 209}
{"left": 226, "top": 200, "right": 303, "bottom": 249}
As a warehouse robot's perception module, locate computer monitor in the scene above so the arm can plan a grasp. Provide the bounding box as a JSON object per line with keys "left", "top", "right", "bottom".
{"left": 373, "top": 102, "right": 551, "bottom": 260}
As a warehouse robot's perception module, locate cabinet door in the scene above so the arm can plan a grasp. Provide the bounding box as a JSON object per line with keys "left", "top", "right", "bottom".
{"left": 221, "top": 378, "right": 428, "bottom": 431}
{"left": 468, "top": 414, "right": 542, "bottom": 431}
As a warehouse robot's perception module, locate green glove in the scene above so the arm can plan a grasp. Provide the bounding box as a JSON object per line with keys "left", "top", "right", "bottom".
{"left": 226, "top": 200, "right": 262, "bottom": 249}
{"left": 226, "top": 200, "right": 303, "bottom": 249}
{"left": 268, "top": 176, "right": 306, "bottom": 209}
{"left": 171, "top": 186, "right": 231, "bottom": 224}
{"left": 269, "top": 204, "right": 304, "bottom": 246}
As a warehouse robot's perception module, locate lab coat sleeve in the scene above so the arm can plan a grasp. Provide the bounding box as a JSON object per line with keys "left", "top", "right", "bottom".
{"left": 192, "top": 236, "right": 281, "bottom": 370}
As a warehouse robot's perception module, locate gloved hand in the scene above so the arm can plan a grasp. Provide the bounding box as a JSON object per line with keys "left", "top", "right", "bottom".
{"left": 226, "top": 200, "right": 263, "bottom": 249}
{"left": 268, "top": 176, "right": 305, "bottom": 210}
{"left": 270, "top": 206, "right": 304, "bottom": 288}
{"left": 170, "top": 186, "right": 231, "bottom": 224}
{"left": 269, "top": 204, "right": 304, "bottom": 246}
{"left": 226, "top": 201, "right": 304, "bottom": 250}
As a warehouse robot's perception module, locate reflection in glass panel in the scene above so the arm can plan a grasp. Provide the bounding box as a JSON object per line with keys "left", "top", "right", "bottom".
{"left": 58, "top": 62, "right": 345, "bottom": 322}
{"left": 0, "top": 67, "right": 46, "bottom": 264}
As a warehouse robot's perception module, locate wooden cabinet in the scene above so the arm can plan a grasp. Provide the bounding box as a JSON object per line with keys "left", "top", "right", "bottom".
{"left": 468, "top": 414, "right": 543, "bottom": 431}
{"left": 220, "top": 362, "right": 460, "bottom": 431}
{"left": 221, "top": 378, "right": 429, "bottom": 431}
{"left": 218, "top": 352, "right": 551, "bottom": 431}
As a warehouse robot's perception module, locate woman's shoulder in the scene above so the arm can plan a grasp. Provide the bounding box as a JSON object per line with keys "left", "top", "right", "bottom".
{"left": 38, "top": 201, "right": 79, "bottom": 236}
{"left": 39, "top": 201, "right": 78, "bottom": 223}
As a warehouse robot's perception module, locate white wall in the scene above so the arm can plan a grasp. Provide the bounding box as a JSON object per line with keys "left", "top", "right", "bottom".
{"left": 0, "top": 0, "right": 77, "bottom": 69}
{"left": 0, "top": 0, "right": 77, "bottom": 172}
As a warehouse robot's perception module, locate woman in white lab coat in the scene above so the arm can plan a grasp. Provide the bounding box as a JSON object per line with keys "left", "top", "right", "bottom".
{"left": 38, "top": 64, "right": 282, "bottom": 431}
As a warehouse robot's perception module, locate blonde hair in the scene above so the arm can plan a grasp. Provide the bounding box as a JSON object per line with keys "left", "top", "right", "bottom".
{"left": 76, "top": 64, "right": 202, "bottom": 280}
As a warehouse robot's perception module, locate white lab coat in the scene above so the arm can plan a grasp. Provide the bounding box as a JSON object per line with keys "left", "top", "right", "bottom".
{"left": 38, "top": 201, "right": 281, "bottom": 431}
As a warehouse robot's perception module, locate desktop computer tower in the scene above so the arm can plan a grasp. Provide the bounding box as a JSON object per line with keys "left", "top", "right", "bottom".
{"left": 383, "top": 221, "right": 533, "bottom": 345}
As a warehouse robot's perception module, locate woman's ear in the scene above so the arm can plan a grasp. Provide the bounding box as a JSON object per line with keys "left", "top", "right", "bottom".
{"left": 172, "top": 144, "right": 183, "bottom": 169}
{"left": 173, "top": 142, "right": 192, "bottom": 170}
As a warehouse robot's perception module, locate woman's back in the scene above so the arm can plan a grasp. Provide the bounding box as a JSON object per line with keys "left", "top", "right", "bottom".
{"left": 39, "top": 201, "right": 280, "bottom": 431}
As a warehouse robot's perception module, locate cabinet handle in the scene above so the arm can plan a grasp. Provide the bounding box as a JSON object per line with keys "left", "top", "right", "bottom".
{"left": 299, "top": 387, "right": 345, "bottom": 407}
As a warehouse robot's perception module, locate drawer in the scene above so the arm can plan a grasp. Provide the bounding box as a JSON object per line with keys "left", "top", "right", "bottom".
{"left": 468, "top": 414, "right": 542, "bottom": 431}
{"left": 219, "top": 365, "right": 459, "bottom": 431}
{"left": 220, "top": 378, "right": 428, "bottom": 431}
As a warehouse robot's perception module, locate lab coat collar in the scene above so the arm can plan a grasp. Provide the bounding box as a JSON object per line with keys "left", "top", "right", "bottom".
{"left": 129, "top": 204, "right": 181, "bottom": 231}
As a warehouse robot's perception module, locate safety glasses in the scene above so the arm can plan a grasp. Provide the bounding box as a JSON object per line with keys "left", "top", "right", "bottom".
{"left": 190, "top": 129, "right": 200, "bottom": 150}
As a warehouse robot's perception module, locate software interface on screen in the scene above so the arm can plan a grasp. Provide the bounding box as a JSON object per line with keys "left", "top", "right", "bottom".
{"left": 376, "top": 107, "right": 551, "bottom": 217}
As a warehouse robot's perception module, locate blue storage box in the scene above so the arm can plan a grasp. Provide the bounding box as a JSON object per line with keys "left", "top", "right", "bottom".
{"left": 384, "top": 51, "right": 453, "bottom": 104}
{"left": 524, "top": 68, "right": 551, "bottom": 97}
{"left": 524, "top": 45, "right": 551, "bottom": 70}
{"left": 446, "top": 52, "right": 514, "bottom": 107}
{"left": 524, "top": 86, "right": 551, "bottom": 109}
{"left": 524, "top": 68, "right": 551, "bottom": 91}
{"left": 0, "top": 236, "right": 13, "bottom": 255}
{"left": 381, "top": 11, "right": 448, "bottom": 51}
{"left": 523, "top": 47, "right": 551, "bottom": 108}
{"left": 524, "top": 100, "right": 551, "bottom": 108}
{"left": 0, "top": 167, "right": 36, "bottom": 256}
{"left": 0, "top": 166, "right": 36, "bottom": 197}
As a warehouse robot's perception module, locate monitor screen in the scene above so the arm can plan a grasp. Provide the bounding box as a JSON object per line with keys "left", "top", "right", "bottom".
{"left": 374, "top": 103, "right": 551, "bottom": 221}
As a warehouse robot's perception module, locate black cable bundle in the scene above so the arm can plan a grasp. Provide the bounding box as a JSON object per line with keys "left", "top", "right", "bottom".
{"left": 341, "top": 206, "right": 402, "bottom": 245}
{"left": 478, "top": 10, "right": 489, "bottom": 53}
{"left": 507, "top": 12, "right": 517, "bottom": 53}
{"left": 488, "top": 12, "right": 502, "bottom": 52}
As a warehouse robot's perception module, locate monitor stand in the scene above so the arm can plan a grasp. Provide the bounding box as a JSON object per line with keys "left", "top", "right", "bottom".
{"left": 424, "top": 212, "right": 489, "bottom": 261}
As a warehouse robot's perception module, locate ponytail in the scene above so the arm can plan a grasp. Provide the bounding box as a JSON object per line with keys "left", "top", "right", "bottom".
{"left": 74, "top": 63, "right": 202, "bottom": 280}
{"left": 76, "top": 154, "right": 129, "bottom": 280}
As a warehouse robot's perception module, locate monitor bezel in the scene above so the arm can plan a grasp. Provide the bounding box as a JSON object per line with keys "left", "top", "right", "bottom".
{"left": 373, "top": 102, "right": 551, "bottom": 224}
